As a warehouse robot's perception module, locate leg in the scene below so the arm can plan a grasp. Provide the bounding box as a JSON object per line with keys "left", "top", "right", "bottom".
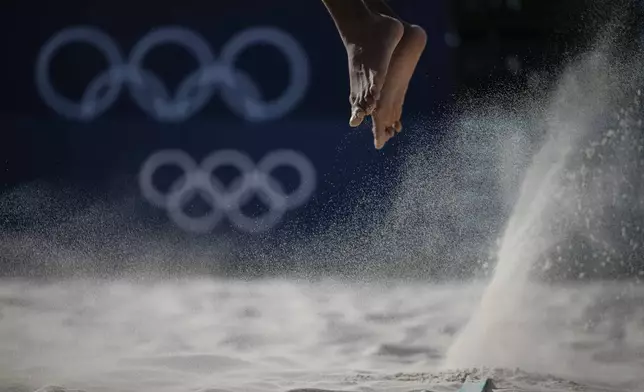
{"left": 321, "top": 0, "right": 404, "bottom": 127}
{"left": 363, "top": 0, "right": 427, "bottom": 149}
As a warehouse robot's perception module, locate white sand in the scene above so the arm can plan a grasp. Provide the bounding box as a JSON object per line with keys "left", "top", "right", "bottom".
{"left": 0, "top": 278, "right": 642, "bottom": 392}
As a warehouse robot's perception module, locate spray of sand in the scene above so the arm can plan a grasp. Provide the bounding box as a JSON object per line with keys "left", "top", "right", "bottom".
{"left": 444, "top": 25, "right": 644, "bottom": 371}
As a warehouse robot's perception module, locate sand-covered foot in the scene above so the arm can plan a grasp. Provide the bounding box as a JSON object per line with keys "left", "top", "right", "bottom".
{"left": 371, "top": 24, "right": 427, "bottom": 149}
{"left": 344, "top": 14, "right": 404, "bottom": 127}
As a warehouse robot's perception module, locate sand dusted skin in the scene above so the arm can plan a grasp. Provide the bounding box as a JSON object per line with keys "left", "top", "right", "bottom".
{"left": 321, "top": 0, "right": 427, "bottom": 149}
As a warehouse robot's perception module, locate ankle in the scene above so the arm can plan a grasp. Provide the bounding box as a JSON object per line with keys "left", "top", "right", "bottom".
{"left": 341, "top": 14, "right": 381, "bottom": 43}
{"left": 323, "top": 0, "right": 375, "bottom": 30}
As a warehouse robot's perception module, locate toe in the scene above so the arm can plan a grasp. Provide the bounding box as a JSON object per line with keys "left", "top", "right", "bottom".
{"left": 365, "top": 85, "right": 380, "bottom": 115}
{"left": 393, "top": 120, "right": 402, "bottom": 133}
{"left": 372, "top": 117, "right": 393, "bottom": 150}
{"left": 349, "top": 106, "right": 366, "bottom": 127}
{"left": 349, "top": 91, "right": 366, "bottom": 127}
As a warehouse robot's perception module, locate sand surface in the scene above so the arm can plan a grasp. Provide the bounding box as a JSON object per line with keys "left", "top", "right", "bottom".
{"left": 0, "top": 278, "right": 642, "bottom": 392}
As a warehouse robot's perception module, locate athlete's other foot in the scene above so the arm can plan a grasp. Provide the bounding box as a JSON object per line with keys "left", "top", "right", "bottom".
{"left": 371, "top": 24, "right": 427, "bottom": 149}
{"left": 344, "top": 14, "right": 404, "bottom": 127}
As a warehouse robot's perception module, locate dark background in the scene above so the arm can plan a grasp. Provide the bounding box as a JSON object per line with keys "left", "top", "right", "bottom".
{"left": 1, "top": 0, "right": 587, "bottom": 185}
{"left": 1, "top": 0, "right": 641, "bottom": 279}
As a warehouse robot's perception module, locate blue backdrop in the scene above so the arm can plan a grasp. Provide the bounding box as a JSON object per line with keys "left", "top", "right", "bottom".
{"left": 1, "top": 0, "right": 453, "bottom": 234}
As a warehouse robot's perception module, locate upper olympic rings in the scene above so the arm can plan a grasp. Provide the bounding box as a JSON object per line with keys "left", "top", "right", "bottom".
{"left": 36, "top": 26, "right": 310, "bottom": 122}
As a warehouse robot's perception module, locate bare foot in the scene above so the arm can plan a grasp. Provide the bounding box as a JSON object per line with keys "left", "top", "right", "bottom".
{"left": 344, "top": 14, "right": 404, "bottom": 127}
{"left": 371, "top": 24, "right": 427, "bottom": 149}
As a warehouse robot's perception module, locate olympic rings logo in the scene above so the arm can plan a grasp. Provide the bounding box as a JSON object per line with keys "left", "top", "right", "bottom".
{"left": 36, "top": 26, "right": 310, "bottom": 122}
{"left": 139, "top": 149, "right": 316, "bottom": 233}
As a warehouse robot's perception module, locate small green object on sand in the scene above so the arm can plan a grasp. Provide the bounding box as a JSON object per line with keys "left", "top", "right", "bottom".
{"left": 458, "top": 378, "right": 495, "bottom": 392}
